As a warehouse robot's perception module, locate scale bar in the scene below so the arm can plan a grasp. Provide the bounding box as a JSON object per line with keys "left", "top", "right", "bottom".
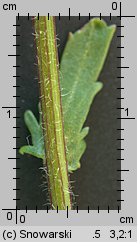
{"left": 117, "top": 66, "right": 129, "bottom": 69}
{"left": 2, "top": 208, "right": 20, "bottom": 211}
{"left": 8, "top": 54, "right": 20, "bottom": 56}
{"left": 117, "top": 169, "right": 129, "bottom": 172}
{"left": 117, "top": 15, "right": 135, "bottom": 18}
{"left": 117, "top": 117, "right": 135, "bottom": 119}
{"left": 2, "top": 107, "right": 20, "bottom": 109}
{"left": 8, "top": 157, "right": 20, "bottom": 159}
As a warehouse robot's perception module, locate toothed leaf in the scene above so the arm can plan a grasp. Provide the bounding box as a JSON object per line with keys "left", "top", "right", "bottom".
{"left": 60, "top": 18, "right": 116, "bottom": 171}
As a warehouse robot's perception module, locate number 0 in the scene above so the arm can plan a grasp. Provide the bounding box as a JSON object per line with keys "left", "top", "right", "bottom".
{"left": 20, "top": 215, "right": 25, "bottom": 223}
{"left": 112, "top": 2, "right": 117, "bottom": 10}
{"left": 7, "top": 212, "right": 12, "bottom": 220}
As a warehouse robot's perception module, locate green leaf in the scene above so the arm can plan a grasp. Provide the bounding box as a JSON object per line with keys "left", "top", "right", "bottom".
{"left": 19, "top": 18, "right": 115, "bottom": 172}
{"left": 60, "top": 18, "right": 116, "bottom": 171}
{"left": 19, "top": 109, "right": 45, "bottom": 159}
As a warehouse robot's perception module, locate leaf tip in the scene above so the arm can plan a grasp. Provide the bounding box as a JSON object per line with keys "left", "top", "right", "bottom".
{"left": 90, "top": 18, "right": 116, "bottom": 35}
{"left": 68, "top": 32, "right": 73, "bottom": 40}
{"left": 89, "top": 18, "right": 107, "bottom": 29}
{"left": 24, "top": 110, "right": 32, "bottom": 122}
{"left": 109, "top": 24, "right": 116, "bottom": 34}
{"left": 19, "top": 147, "right": 24, "bottom": 155}
{"left": 95, "top": 81, "right": 103, "bottom": 93}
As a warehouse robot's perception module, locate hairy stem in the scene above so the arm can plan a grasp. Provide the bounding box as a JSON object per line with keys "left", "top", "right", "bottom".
{"left": 34, "top": 16, "right": 71, "bottom": 210}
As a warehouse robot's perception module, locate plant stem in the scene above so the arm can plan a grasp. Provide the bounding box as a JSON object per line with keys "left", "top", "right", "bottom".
{"left": 34, "top": 16, "right": 71, "bottom": 210}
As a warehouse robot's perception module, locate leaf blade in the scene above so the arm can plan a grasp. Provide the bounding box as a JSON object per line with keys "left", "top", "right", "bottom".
{"left": 19, "top": 110, "right": 45, "bottom": 159}
{"left": 60, "top": 18, "right": 116, "bottom": 171}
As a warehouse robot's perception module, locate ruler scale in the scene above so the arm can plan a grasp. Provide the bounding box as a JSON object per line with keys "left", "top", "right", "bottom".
{"left": 0, "top": 0, "right": 136, "bottom": 241}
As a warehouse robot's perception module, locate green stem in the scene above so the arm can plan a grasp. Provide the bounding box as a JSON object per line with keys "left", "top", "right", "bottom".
{"left": 34, "top": 16, "right": 71, "bottom": 210}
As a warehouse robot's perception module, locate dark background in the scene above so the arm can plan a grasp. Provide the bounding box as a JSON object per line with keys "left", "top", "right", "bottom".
{"left": 16, "top": 16, "right": 121, "bottom": 210}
